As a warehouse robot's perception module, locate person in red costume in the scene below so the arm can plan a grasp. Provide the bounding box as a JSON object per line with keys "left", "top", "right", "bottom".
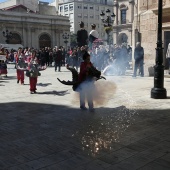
{"left": 27, "top": 50, "right": 47, "bottom": 94}
{"left": 16, "top": 48, "right": 26, "bottom": 84}
{"left": 27, "top": 50, "right": 41, "bottom": 94}
{"left": 78, "top": 51, "right": 96, "bottom": 112}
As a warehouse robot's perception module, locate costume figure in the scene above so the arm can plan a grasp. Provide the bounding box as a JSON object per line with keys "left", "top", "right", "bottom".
{"left": 16, "top": 48, "right": 26, "bottom": 84}
{"left": 78, "top": 52, "right": 96, "bottom": 112}
{"left": 132, "top": 42, "right": 144, "bottom": 77}
{"left": 57, "top": 51, "right": 105, "bottom": 112}
{"left": 77, "top": 21, "right": 88, "bottom": 47}
{"left": 27, "top": 50, "right": 46, "bottom": 94}
{"left": 89, "top": 24, "right": 99, "bottom": 50}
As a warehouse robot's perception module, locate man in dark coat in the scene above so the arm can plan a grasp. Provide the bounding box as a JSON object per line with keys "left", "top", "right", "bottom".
{"left": 53, "top": 46, "right": 62, "bottom": 72}
{"left": 77, "top": 21, "right": 88, "bottom": 48}
{"left": 133, "top": 42, "right": 144, "bottom": 77}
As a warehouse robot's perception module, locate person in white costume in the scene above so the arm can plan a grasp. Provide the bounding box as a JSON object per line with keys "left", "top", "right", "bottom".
{"left": 89, "top": 24, "right": 99, "bottom": 50}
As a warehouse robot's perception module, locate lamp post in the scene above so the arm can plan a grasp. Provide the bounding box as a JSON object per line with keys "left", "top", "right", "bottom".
{"left": 100, "top": 9, "right": 116, "bottom": 45}
{"left": 62, "top": 32, "right": 69, "bottom": 50}
{"left": 2, "top": 29, "right": 12, "bottom": 44}
{"left": 151, "top": 0, "right": 167, "bottom": 99}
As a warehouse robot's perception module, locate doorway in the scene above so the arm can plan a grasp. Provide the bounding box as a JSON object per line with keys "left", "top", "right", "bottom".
{"left": 164, "top": 31, "right": 170, "bottom": 69}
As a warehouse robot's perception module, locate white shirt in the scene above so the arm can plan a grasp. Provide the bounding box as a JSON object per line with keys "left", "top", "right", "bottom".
{"left": 89, "top": 30, "right": 99, "bottom": 39}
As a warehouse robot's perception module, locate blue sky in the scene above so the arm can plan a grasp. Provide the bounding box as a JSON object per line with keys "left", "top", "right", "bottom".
{"left": 0, "top": 0, "right": 53, "bottom": 2}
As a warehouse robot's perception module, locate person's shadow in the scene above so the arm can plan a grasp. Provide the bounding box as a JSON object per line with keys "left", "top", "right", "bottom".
{"left": 37, "top": 90, "right": 69, "bottom": 96}
{"left": 37, "top": 83, "right": 52, "bottom": 87}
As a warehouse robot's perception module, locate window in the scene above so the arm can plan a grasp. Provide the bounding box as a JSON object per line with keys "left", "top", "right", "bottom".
{"left": 84, "top": 5, "right": 88, "bottom": 9}
{"left": 121, "top": 10, "right": 126, "bottom": 24}
{"left": 90, "top": 15, "right": 94, "bottom": 18}
{"left": 69, "top": 4, "right": 73, "bottom": 11}
{"left": 84, "top": 14, "right": 88, "bottom": 18}
{"left": 78, "top": 14, "right": 82, "bottom": 18}
{"left": 78, "top": 4, "right": 82, "bottom": 9}
{"left": 64, "top": 5, "right": 68, "bottom": 12}
{"left": 90, "top": 6, "right": 93, "bottom": 10}
{"left": 60, "top": 6, "right": 63, "bottom": 12}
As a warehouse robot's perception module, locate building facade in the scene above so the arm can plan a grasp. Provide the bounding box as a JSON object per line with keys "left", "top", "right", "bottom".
{"left": 133, "top": 0, "right": 170, "bottom": 74}
{"left": 112, "top": 0, "right": 135, "bottom": 46}
{"left": 57, "top": 0, "right": 114, "bottom": 43}
{"left": 0, "top": 0, "right": 70, "bottom": 49}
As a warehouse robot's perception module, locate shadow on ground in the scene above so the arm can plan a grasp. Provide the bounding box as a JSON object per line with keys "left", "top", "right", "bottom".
{"left": 37, "top": 90, "right": 69, "bottom": 96}
{"left": 0, "top": 102, "right": 170, "bottom": 169}
{"left": 37, "top": 83, "right": 52, "bottom": 87}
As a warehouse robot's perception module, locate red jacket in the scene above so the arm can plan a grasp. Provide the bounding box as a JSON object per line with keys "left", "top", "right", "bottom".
{"left": 78, "top": 61, "right": 93, "bottom": 83}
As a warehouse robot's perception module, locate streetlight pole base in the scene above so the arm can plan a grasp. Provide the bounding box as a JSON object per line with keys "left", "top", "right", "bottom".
{"left": 151, "top": 65, "right": 167, "bottom": 99}
{"left": 151, "top": 87, "right": 167, "bottom": 99}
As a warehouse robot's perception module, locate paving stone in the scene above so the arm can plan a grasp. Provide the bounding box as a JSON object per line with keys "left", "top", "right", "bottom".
{"left": 1, "top": 65, "right": 170, "bottom": 169}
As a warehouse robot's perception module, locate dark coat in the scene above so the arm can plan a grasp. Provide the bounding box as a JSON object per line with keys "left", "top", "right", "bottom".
{"left": 77, "top": 29, "right": 88, "bottom": 47}
{"left": 54, "top": 50, "right": 62, "bottom": 63}
{"left": 134, "top": 46, "right": 144, "bottom": 61}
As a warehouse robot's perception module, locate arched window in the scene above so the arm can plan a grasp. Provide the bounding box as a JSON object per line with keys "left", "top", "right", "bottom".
{"left": 39, "top": 33, "right": 51, "bottom": 48}
{"left": 9, "top": 33, "right": 22, "bottom": 44}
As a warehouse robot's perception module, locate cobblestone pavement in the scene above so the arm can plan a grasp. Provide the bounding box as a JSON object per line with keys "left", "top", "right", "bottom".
{"left": 0, "top": 64, "right": 170, "bottom": 170}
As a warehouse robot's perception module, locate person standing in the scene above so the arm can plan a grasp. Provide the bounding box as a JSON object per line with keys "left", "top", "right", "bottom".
{"left": 71, "top": 48, "right": 79, "bottom": 71}
{"left": 77, "top": 21, "right": 88, "bottom": 48}
{"left": 54, "top": 46, "right": 62, "bottom": 72}
{"left": 27, "top": 50, "right": 41, "bottom": 94}
{"left": 132, "top": 42, "right": 144, "bottom": 77}
{"left": 78, "top": 51, "right": 100, "bottom": 112}
{"left": 89, "top": 24, "right": 99, "bottom": 50}
{"left": 166, "top": 43, "right": 170, "bottom": 74}
{"left": 16, "top": 48, "right": 26, "bottom": 84}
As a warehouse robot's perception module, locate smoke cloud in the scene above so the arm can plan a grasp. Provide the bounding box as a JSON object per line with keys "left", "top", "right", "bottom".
{"left": 71, "top": 80, "right": 117, "bottom": 107}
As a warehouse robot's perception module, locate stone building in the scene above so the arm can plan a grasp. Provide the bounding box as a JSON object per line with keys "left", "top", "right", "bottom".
{"left": 56, "top": 0, "right": 114, "bottom": 43}
{"left": 0, "top": 0, "right": 70, "bottom": 49}
{"left": 112, "top": 0, "right": 135, "bottom": 46}
{"left": 133, "top": 0, "right": 170, "bottom": 74}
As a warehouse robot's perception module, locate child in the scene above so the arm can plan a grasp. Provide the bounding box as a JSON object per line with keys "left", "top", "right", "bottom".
{"left": 27, "top": 50, "right": 41, "bottom": 94}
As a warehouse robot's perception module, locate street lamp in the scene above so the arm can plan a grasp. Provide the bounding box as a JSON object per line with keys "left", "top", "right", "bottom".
{"left": 62, "top": 32, "right": 69, "bottom": 49}
{"left": 151, "top": 0, "right": 167, "bottom": 99}
{"left": 2, "top": 29, "right": 13, "bottom": 44}
{"left": 100, "top": 9, "right": 116, "bottom": 45}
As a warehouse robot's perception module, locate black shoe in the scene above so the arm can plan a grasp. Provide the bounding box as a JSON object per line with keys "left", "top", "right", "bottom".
{"left": 34, "top": 91, "right": 37, "bottom": 93}
{"left": 17, "top": 80, "right": 19, "bottom": 83}
{"left": 80, "top": 106, "right": 87, "bottom": 110}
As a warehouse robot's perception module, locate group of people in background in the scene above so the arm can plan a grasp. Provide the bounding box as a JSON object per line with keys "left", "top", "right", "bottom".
{"left": 0, "top": 20, "right": 145, "bottom": 111}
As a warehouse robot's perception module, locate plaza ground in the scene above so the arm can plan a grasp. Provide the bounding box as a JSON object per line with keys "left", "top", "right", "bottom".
{"left": 0, "top": 64, "right": 170, "bottom": 170}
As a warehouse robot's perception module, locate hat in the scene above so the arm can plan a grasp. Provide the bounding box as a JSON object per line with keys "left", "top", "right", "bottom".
{"left": 79, "top": 21, "right": 84, "bottom": 27}
{"left": 91, "top": 24, "right": 96, "bottom": 28}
